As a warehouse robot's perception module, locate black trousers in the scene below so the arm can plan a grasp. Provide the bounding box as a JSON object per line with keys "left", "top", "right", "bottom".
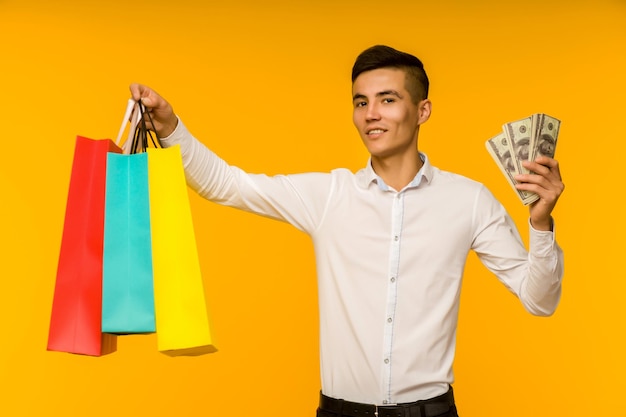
{"left": 316, "top": 405, "right": 459, "bottom": 417}
{"left": 316, "top": 387, "right": 459, "bottom": 417}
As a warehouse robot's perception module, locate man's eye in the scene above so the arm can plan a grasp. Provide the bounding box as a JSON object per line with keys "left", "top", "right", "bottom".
{"left": 355, "top": 101, "right": 367, "bottom": 108}
{"left": 383, "top": 98, "right": 395, "bottom": 103}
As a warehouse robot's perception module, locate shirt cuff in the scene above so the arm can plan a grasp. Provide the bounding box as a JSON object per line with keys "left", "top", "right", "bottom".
{"left": 528, "top": 218, "right": 557, "bottom": 258}
{"left": 160, "top": 115, "right": 188, "bottom": 147}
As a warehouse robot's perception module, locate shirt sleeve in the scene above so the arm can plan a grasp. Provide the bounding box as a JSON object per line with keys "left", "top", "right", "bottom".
{"left": 521, "top": 222, "right": 564, "bottom": 315}
{"left": 159, "top": 117, "right": 332, "bottom": 234}
{"left": 471, "top": 185, "right": 563, "bottom": 316}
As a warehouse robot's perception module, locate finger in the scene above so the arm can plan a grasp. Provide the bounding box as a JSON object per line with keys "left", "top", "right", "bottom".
{"left": 515, "top": 171, "right": 564, "bottom": 194}
{"left": 534, "top": 155, "right": 558, "bottom": 166}
{"left": 129, "top": 83, "right": 146, "bottom": 102}
{"left": 533, "top": 156, "right": 560, "bottom": 175}
{"left": 515, "top": 171, "right": 565, "bottom": 199}
{"left": 522, "top": 158, "right": 562, "bottom": 180}
{"left": 129, "top": 83, "right": 160, "bottom": 108}
{"left": 521, "top": 162, "right": 550, "bottom": 178}
{"left": 516, "top": 181, "right": 561, "bottom": 206}
{"left": 139, "top": 90, "right": 162, "bottom": 110}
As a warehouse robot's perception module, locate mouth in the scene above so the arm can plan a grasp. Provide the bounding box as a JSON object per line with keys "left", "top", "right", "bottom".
{"left": 366, "top": 128, "right": 386, "bottom": 137}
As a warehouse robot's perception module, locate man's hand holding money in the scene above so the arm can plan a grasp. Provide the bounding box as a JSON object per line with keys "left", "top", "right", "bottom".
{"left": 486, "top": 113, "right": 564, "bottom": 229}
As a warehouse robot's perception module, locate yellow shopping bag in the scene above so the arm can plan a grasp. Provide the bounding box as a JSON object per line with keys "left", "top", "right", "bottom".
{"left": 147, "top": 145, "right": 217, "bottom": 356}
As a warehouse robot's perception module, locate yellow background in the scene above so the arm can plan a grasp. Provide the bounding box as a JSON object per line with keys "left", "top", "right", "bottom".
{"left": 1, "top": 0, "right": 624, "bottom": 416}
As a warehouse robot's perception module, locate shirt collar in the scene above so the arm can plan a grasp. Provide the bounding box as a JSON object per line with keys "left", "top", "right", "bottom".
{"left": 357, "top": 153, "right": 433, "bottom": 191}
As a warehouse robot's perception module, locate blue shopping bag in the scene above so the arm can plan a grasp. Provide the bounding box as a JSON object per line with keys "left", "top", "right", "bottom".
{"left": 101, "top": 140, "right": 156, "bottom": 334}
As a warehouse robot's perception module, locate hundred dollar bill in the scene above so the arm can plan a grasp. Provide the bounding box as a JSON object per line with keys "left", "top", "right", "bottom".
{"left": 503, "top": 116, "right": 532, "bottom": 175}
{"left": 530, "top": 113, "right": 561, "bottom": 161}
{"left": 502, "top": 116, "right": 536, "bottom": 202}
{"left": 530, "top": 113, "right": 541, "bottom": 162}
{"left": 486, "top": 132, "right": 539, "bottom": 205}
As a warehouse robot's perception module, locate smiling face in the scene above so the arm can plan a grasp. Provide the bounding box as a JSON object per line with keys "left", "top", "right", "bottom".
{"left": 352, "top": 67, "right": 431, "bottom": 161}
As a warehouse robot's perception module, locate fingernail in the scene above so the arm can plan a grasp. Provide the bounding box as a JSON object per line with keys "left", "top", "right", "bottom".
{"left": 141, "top": 97, "right": 152, "bottom": 106}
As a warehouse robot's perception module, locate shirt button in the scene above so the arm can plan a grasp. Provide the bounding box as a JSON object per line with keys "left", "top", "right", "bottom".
{"left": 390, "top": 277, "right": 396, "bottom": 283}
{"left": 387, "top": 317, "right": 393, "bottom": 323}
{"left": 384, "top": 358, "right": 389, "bottom": 364}
{"left": 394, "top": 235, "right": 399, "bottom": 241}
{"left": 383, "top": 400, "right": 389, "bottom": 404}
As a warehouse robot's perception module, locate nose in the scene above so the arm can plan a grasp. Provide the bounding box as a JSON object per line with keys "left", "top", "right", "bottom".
{"left": 365, "top": 102, "right": 381, "bottom": 121}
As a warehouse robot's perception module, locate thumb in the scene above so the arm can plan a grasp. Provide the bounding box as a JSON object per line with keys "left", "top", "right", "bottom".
{"left": 129, "top": 83, "right": 157, "bottom": 108}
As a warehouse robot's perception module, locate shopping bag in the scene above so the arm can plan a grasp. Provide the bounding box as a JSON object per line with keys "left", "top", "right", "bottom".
{"left": 101, "top": 152, "right": 155, "bottom": 333}
{"left": 148, "top": 145, "right": 217, "bottom": 356}
{"left": 47, "top": 136, "right": 121, "bottom": 356}
{"left": 101, "top": 100, "right": 157, "bottom": 334}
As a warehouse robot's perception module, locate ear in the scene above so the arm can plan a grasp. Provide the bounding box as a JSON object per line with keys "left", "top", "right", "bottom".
{"left": 417, "top": 99, "right": 432, "bottom": 125}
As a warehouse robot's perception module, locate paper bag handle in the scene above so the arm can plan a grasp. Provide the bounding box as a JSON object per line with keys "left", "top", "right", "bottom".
{"left": 114, "top": 98, "right": 142, "bottom": 153}
{"left": 114, "top": 98, "right": 162, "bottom": 154}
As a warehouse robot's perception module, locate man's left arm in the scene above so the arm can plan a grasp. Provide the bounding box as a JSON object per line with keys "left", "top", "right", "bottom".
{"left": 515, "top": 156, "right": 565, "bottom": 315}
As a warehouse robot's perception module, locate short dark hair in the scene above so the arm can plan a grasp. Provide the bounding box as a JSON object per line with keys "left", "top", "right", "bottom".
{"left": 351, "top": 45, "right": 429, "bottom": 103}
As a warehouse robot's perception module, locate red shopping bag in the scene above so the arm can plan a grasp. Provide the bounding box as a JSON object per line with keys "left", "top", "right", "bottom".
{"left": 47, "top": 136, "right": 122, "bottom": 356}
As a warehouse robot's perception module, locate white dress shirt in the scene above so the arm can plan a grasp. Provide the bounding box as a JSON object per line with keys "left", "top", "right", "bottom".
{"left": 162, "top": 119, "right": 564, "bottom": 405}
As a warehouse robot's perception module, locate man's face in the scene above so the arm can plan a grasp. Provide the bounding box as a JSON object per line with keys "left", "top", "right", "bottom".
{"left": 352, "top": 68, "right": 427, "bottom": 160}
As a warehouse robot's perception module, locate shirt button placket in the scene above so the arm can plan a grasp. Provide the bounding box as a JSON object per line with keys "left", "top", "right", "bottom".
{"left": 382, "top": 191, "right": 404, "bottom": 404}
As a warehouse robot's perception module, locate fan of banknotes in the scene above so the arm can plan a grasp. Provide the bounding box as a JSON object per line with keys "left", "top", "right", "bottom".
{"left": 485, "top": 113, "right": 560, "bottom": 205}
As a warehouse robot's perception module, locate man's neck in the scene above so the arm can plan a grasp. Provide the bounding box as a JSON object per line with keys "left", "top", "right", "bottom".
{"left": 371, "top": 151, "right": 423, "bottom": 191}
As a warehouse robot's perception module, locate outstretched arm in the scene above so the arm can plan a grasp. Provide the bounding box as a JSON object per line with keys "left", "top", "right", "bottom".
{"left": 126, "top": 83, "right": 331, "bottom": 234}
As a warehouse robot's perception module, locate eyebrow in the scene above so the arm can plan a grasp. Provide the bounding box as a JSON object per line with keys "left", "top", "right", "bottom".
{"left": 352, "top": 90, "right": 404, "bottom": 101}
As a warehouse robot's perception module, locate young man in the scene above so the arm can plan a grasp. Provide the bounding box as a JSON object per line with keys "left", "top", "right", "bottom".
{"left": 131, "top": 45, "right": 564, "bottom": 417}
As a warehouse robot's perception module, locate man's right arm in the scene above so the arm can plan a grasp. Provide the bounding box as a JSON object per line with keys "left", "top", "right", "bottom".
{"left": 129, "top": 83, "right": 332, "bottom": 234}
{"left": 129, "top": 83, "right": 238, "bottom": 201}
